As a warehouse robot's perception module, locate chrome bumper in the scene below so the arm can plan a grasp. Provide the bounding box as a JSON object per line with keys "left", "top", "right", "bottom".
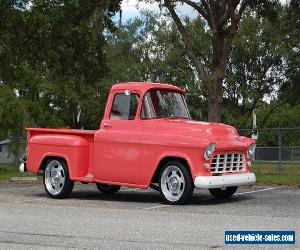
{"left": 194, "top": 173, "right": 256, "bottom": 189}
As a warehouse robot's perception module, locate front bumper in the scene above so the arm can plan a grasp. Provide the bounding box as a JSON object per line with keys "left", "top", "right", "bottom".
{"left": 194, "top": 173, "right": 256, "bottom": 189}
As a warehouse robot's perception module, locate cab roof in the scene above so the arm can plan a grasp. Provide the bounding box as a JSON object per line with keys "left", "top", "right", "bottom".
{"left": 110, "top": 82, "right": 185, "bottom": 94}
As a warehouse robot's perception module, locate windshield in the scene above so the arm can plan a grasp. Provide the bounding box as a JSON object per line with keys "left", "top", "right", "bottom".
{"left": 141, "top": 90, "right": 191, "bottom": 119}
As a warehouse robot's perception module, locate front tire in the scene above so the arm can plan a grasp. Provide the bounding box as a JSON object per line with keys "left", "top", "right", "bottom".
{"left": 44, "top": 159, "right": 74, "bottom": 199}
{"left": 209, "top": 186, "right": 238, "bottom": 198}
{"left": 96, "top": 184, "right": 120, "bottom": 194}
{"left": 159, "top": 160, "right": 194, "bottom": 205}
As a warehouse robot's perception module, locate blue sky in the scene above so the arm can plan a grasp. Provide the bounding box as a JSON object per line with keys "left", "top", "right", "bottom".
{"left": 121, "top": 0, "right": 196, "bottom": 20}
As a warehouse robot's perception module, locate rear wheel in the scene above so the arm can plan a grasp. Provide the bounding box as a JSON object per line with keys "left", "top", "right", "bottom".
{"left": 209, "top": 186, "right": 238, "bottom": 198}
{"left": 159, "top": 160, "right": 194, "bottom": 205}
{"left": 96, "top": 184, "right": 120, "bottom": 194}
{"left": 44, "top": 159, "right": 74, "bottom": 199}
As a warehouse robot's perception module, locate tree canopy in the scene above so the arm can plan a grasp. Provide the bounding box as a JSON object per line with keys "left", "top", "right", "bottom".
{"left": 0, "top": 0, "right": 121, "bottom": 137}
{"left": 0, "top": 0, "right": 299, "bottom": 144}
{"left": 140, "top": 0, "right": 280, "bottom": 122}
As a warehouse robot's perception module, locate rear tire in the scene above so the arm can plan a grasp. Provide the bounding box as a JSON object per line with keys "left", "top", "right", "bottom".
{"left": 209, "top": 186, "right": 238, "bottom": 198}
{"left": 43, "top": 158, "right": 74, "bottom": 199}
{"left": 96, "top": 184, "right": 120, "bottom": 194}
{"left": 159, "top": 160, "right": 194, "bottom": 205}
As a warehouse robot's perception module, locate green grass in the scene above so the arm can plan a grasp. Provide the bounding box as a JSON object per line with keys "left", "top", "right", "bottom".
{"left": 0, "top": 164, "right": 33, "bottom": 180}
{"left": 0, "top": 162, "right": 299, "bottom": 186}
{"left": 252, "top": 162, "right": 300, "bottom": 186}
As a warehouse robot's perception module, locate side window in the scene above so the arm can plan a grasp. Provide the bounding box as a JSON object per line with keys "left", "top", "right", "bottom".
{"left": 110, "top": 93, "right": 140, "bottom": 120}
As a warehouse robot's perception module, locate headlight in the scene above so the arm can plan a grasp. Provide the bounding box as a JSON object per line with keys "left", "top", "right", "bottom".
{"left": 247, "top": 144, "right": 256, "bottom": 159}
{"left": 204, "top": 143, "right": 216, "bottom": 160}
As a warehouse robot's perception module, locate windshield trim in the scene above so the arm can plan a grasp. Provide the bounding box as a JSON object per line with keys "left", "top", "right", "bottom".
{"left": 139, "top": 89, "right": 191, "bottom": 120}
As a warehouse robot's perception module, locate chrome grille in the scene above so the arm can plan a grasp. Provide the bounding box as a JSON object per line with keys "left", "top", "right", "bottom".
{"left": 210, "top": 153, "right": 245, "bottom": 174}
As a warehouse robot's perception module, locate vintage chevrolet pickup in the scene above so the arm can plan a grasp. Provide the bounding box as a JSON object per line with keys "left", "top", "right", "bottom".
{"left": 20, "top": 82, "right": 256, "bottom": 204}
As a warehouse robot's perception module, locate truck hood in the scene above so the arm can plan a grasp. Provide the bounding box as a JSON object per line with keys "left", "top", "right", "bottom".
{"left": 154, "top": 119, "right": 253, "bottom": 151}
{"left": 156, "top": 119, "right": 239, "bottom": 138}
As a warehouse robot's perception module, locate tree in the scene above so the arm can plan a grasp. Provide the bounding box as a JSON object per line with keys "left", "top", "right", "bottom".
{"left": 23, "top": 0, "right": 122, "bottom": 129}
{"left": 279, "top": 0, "right": 300, "bottom": 104}
{"left": 145, "top": 0, "right": 278, "bottom": 122}
{"left": 0, "top": 84, "right": 27, "bottom": 161}
{"left": 0, "top": 0, "right": 122, "bottom": 131}
{"left": 104, "top": 12, "right": 208, "bottom": 119}
{"left": 222, "top": 9, "right": 285, "bottom": 127}
{"left": 105, "top": 13, "right": 199, "bottom": 83}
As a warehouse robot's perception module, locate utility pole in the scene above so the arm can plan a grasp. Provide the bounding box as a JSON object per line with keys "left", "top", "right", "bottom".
{"left": 252, "top": 109, "right": 258, "bottom": 140}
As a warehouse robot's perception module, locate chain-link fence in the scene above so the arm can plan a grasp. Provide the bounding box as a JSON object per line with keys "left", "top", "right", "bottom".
{"left": 238, "top": 128, "right": 300, "bottom": 167}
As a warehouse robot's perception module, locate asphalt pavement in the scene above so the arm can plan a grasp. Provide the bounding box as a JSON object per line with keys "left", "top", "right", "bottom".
{"left": 0, "top": 182, "right": 299, "bottom": 249}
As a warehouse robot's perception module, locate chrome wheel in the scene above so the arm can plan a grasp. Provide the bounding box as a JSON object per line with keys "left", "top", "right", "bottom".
{"left": 45, "top": 160, "right": 66, "bottom": 195}
{"left": 160, "top": 165, "right": 185, "bottom": 202}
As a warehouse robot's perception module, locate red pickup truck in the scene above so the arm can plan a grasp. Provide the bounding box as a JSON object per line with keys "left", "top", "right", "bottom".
{"left": 20, "top": 82, "right": 256, "bottom": 204}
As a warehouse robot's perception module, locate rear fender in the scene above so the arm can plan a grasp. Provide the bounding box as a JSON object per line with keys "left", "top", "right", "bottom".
{"left": 27, "top": 134, "right": 89, "bottom": 179}
{"left": 38, "top": 153, "right": 71, "bottom": 174}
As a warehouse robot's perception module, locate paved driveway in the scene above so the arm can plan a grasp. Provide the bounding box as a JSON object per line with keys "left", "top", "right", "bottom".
{"left": 0, "top": 183, "right": 299, "bottom": 249}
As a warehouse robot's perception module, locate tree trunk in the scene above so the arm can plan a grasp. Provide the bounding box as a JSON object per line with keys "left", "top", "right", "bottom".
{"left": 163, "top": 0, "right": 239, "bottom": 123}
{"left": 91, "top": 0, "right": 110, "bottom": 41}
{"left": 206, "top": 31, "right": 226, "bottom": 122}
{"left": 206, "top": 77, "right": 222, "bottom": 122}
{"left": 207, "top": 98, "right": 221, "bottom": 122}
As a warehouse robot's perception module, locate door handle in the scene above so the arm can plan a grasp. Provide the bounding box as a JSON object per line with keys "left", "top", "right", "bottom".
{"left": 103, "top": 123, "right": 112, "bottom": 128}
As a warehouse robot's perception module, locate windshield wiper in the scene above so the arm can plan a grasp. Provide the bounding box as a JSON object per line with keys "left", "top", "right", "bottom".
{"left": 164, "top": 116, "right": 191, "bottom": 119}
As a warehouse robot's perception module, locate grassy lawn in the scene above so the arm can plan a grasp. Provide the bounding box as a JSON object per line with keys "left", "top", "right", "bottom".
{"left": 0, "top": 164, "right": 33, "bottom": 180}
{"left": 0, "top": 162, "right": 299, "bottom": 186}
{"left": 252, "top": 162, "right": 300, "bottom": 186}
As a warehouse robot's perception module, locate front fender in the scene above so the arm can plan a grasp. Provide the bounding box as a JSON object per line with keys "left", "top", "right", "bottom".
{"left": 144, "top": 147, "right": 208, "bottom": 187}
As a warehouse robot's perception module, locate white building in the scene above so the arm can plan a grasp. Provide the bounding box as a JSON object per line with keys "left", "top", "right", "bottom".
{"left": 0, "top": 139, "right": 15, "bottom": 164}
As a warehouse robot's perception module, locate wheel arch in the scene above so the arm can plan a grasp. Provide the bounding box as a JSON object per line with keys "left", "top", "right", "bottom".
{"left": 39, "top": 154, "right": 70, "bottom": 174}
{"left": 151, "top": 156, "right": 193, "bottom": 184}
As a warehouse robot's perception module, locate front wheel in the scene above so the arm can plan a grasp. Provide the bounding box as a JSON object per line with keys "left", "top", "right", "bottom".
{"left": 96, "top": 184, "right": 120, "bottom": 194}
{"left": 159, "top": 160, "right": 194, "bottom": 205}
{"left": 209, "top": 186, "right": 238, "bottom": 198}
{"left": 44, "top": 159, "right": 74, "bottom": 199}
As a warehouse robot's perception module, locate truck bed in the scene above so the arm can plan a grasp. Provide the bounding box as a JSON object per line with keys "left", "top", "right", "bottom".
{"left": 26, "top": 128, "right": 97, "bottom": 181}
{"left": 27, "top": 128, "right": 96, "bottom": 137}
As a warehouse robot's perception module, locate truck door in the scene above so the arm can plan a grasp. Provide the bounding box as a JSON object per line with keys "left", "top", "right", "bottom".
{"left": 94, "top": 90, "right": 142, "bottom": 184}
